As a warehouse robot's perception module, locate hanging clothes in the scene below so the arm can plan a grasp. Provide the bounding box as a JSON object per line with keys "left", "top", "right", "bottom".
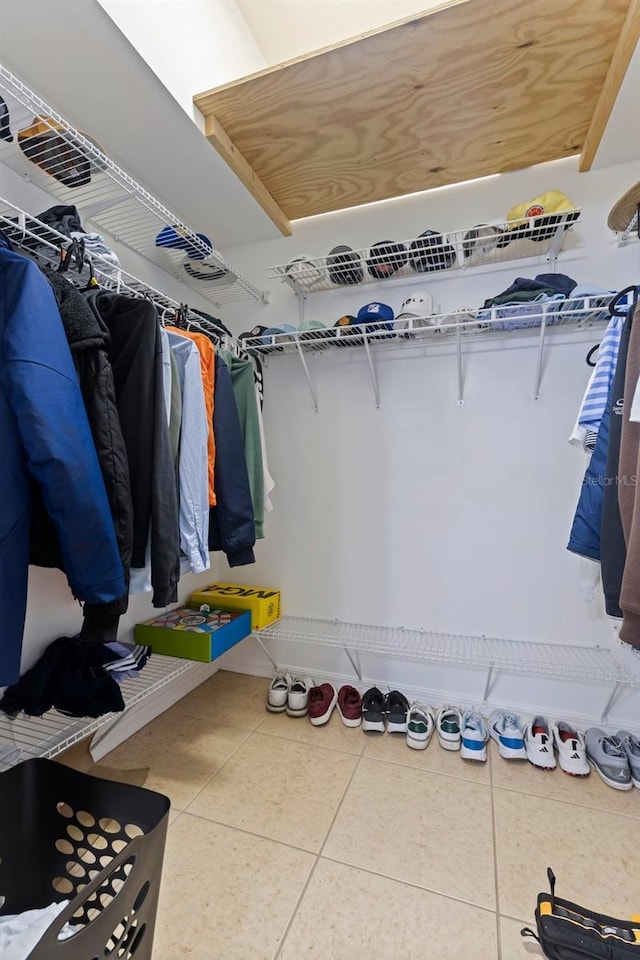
{"left": 167, "top": 325, "right": 216, "bottom": 506}
{"left": 84, "top": 291, "right": 180, "bottom": 606}
{"left": 570, "top": 312, "right": 625, "bottom": 452}
{"left": 617, "top": 302, "right": 640, "bottom": 647}
{"left": 209, "top": 354, "right": 256, "bottom": 566}
{"left": 30, "top": 270, "right": 133, "bottom": 608}
{"left": 228, "top": 356, "right": 266, "bottom": 538}
{"left": 600, "top": 307, "right": 633, "bottom": 617}
{"left": 256, "top": 381, "right": 275, "bottom": 514}
{"left": 167, "top": 330, "right": 210, "bottom": 574}
{"left": 0, "top": 234, "right": 124, "bottom": 686}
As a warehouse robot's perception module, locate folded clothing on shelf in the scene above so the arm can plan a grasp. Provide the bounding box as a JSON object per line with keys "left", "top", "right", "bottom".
{"left": 476, "top": 294, "right": 565, "bottom": 331}
{"left": 0, "top": 635, "right": 153, "bottom": 719}
{"left": 477, "top": 273, "right": 577, "bottom": 330}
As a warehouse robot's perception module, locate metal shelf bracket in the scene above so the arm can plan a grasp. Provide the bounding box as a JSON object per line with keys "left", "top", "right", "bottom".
{"left": 362, "top": 330, "right": 381, "bottom": 409}
{"left": 600, "top": 680, "right": 622, "bottom": 722}
{"left": 456, "top": 321, "right": 465, "bottom": 405}
{"left": 533, "top": 310, "right": 548, "bottom": 400}
{"left": 343, "top": 647, "right": 363, "bottom": 681}
{"left": 295, "top": 340, "right": 319, "bottom": 412}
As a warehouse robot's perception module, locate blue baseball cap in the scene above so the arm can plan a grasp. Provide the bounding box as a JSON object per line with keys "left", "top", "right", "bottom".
{"left": 357, "top": 302, "right": 394, "bottom": 323}
{"left": 155, "top": 225, "right": 213, "bottom": 259}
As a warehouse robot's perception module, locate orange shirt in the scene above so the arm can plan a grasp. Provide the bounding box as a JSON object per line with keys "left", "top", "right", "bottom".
{"left": 167, "top": 327, "right": 216, "bottom": 506}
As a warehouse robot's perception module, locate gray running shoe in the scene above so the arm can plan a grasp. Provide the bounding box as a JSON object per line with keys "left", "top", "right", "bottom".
{"left": 585, "top": 728, "right": 632, "bottom": 791}
{"left": 616, "top": 730, "right": 640, "bottom": 789}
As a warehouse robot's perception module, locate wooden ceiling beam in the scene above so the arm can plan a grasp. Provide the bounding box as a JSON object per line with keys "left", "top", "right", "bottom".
{"left": 580, "top": 0, "right": 640, "bottom": 171}
{"left": 204, "top": 114, "right": 292, "bottom": 236}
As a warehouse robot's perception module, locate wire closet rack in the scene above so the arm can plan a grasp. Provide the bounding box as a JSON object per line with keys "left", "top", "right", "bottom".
{"left": 0, "top": 655, "right": 201, "bottom": 773}
{"left": 0, "top": 197, "right": 239, "bottom": 347}
{"left": 241, "top": 295, "right": 616, "bottom": 410}
{"left": 268, "top": 211, "right": 582, "bottom": 302}
{"left": 254, "top": 616, "right": 639, "bottom": 722}
{"left": 0, "top": 64, "right": 268, "bottom": 308}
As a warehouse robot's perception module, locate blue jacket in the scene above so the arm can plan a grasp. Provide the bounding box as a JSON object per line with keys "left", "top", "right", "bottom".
{"left": 0, "top": 236, "right": 125, "bottom": 685}
{"left": 208, "top": 354, "right": 256, "bottom": 567}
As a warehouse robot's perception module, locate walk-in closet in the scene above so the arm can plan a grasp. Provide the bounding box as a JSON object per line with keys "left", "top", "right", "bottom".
{"left": 0, "top": 1, "right": 639, "bottom": 958}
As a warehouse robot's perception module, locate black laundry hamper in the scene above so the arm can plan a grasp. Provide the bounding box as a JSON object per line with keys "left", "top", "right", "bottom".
{"left": 0, "top": 758, "right": 170, "bottom": 960}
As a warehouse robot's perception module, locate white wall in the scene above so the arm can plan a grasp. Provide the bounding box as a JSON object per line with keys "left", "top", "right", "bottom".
{"left": 217, "top": 156, "right": 640, "bottom": 730}
{"left": 235, "top": 0, "right": 445, "bottom": 64}
{"left": 97, "top": 0, "right": 267, "bottom": 124}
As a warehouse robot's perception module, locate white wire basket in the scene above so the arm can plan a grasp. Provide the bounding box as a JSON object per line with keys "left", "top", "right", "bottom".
{"left": 239, "top": 295, "right": 614, "bottom": 358}
{"left": 0, "top": 197, "right": 235, "bottom": 345}
{"left": 0, "top": 64, "right": 267, "bottom": 307}
{"left": 268, "top": 212, "right": 582, "bottom": 296}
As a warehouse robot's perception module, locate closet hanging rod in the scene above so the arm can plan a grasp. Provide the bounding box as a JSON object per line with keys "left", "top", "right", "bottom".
{"left": 0, "top": 197, "right": 239, "bottom": 348}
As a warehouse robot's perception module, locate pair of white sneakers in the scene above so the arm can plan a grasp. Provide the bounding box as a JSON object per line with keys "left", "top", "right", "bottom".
{"left": 407, "top": 704, "right": 489, "bottom": 761}
{"left": 266, "top": 672, "right": 313, "bottom": 717}
{"left": 489, "top": 712, "right": 590, "bottom": 775}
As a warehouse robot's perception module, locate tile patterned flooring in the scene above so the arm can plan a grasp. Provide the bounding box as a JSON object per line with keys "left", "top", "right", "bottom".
{"left": 66, "top": 671, "right": 640, "bottom": 959}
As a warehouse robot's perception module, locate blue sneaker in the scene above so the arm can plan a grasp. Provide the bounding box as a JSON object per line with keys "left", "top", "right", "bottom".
{"left": 460, "top": 710, "right": 489, "bottom": 762}
{"left": 488, "top": 711, "right": 527, "bottom": 760}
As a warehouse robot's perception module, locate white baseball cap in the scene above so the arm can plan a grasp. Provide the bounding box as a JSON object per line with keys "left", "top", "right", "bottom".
{"left": 395, "top": 290, "right": 435, "bottom": 328}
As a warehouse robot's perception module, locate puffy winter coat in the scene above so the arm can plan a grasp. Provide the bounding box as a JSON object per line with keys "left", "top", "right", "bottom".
{"left": 0, "top": 234, "right": 124, "bottom": 686}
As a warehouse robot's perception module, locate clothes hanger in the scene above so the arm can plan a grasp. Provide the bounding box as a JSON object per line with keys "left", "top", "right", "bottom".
{"left": 608, "top": 285, "right": 639, "bottom": 318}
{"left": 586, "top": 345, "right": 599, "bottom": 367}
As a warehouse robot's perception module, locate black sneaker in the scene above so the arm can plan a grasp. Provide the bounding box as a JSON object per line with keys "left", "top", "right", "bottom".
{"left": 362, "top": 687, "right": 386, "bottom": 733}
{"left": 386, "top": 690, "right": 410, "bottom": 733}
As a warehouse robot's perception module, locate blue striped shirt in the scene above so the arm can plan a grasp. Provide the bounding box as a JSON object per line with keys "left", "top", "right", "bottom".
{"left": 578, "top": 314, "right": 624, "bottom": 435}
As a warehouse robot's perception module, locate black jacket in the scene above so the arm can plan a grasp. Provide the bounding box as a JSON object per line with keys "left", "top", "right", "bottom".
{"left": 209, "top": 354, "right": 256, "bottom": 566}
{"left": 30, "top": 272, "right": 133, "bottom": 618}
{"left": 84, "top": 291, "right": 180, "bottom": 606}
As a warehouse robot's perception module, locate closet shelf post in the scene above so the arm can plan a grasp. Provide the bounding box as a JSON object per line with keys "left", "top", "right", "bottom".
{"left": 456, "top": 320, "right": 464, "bottom": 405}
{"left": 295, "top": 340, "right": 319, "bottom": 412}
{"left": 253, "top": 633, "right": 280, "bottom": 672}
{"left": 342, "top": 647, "right": 362, "bottom": 681}
{"left": 482, "top": 664, "right": 496, "bottom": 706}
{"left": 600, "top": 680, "right": 622, "bottom": 723}
{"left": 545, "top": 212, "right": 570, "bottom": 262}
{"left": 533, "top": 310, "right": 548, "bottom": 400}
{"left": 362, "top": 330, "right": 381, "bottom": 409}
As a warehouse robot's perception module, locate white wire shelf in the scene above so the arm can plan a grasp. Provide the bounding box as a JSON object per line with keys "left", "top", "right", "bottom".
{"left": 257, "top": 616, "right": 638, "bottom": 685}
{"left": 268, "top": 211, "right": 582, "bottom": 297}
{"left": 240, "top": 297, "right": 613, "bottom": 358}
{"left": 0, "top": 655, "right": 201, "bottom": 772}
{"left": 0, "top": 198, "right": 235, "bottom": 345}
{"left": 0, "top": 64, "right": 268, "bottom": 307}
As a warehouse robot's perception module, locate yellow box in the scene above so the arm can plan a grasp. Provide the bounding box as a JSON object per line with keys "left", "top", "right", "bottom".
{"left": 189, "top": 583, "right": 281, "bottom": 630}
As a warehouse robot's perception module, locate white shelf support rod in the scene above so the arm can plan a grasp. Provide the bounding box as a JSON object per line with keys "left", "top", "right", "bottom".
{"left": 362, "top": 330, "right": 381, "bottom": 409}
{"left": 342, "top": 646, "right": 363, "bottom": 681}
{"left": 253, "top": 633, "right": 279, "bottom": 671}
{"left": 546, "top": 213, "right": 568, "bottom": 263}
{"left": 295, "top": 340, "right": 319, "bottom": 412}
{"left": 456, "top": 320, "right": 464, "bottom": 405}
{"left": 482, "top": 664, "right": 496, "bottom": 706}
{"left": 297, "top": 292, "right": 306, "bottom": 326}
{"left": 600, "top": 680, "right": 622, "bottom": 723}
{"left": 533, "top": 308, "right": 548, "bottom": 400}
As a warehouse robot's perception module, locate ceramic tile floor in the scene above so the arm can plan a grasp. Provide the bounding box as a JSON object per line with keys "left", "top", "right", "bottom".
{"left": 66, "top": 671, "right": 640, "bottom": 960}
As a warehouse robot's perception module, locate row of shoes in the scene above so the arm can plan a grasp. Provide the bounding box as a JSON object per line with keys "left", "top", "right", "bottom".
{"left": 489, "top": 712, "right": 640, "bottom": 790}
{"left": 266, "top": 675, "right": 640, "bottom": 790}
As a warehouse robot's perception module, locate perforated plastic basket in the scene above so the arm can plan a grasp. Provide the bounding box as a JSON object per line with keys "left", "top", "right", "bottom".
{"left": 0, "top": 758, "right": 170, "bottom": 960}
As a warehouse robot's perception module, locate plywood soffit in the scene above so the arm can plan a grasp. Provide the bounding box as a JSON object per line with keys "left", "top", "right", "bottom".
{"left": 194, "top": 0, "right": 635, "bottom": 232}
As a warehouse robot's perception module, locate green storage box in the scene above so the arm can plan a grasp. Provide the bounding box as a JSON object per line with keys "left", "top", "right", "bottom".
{"left": 135, "top": 606, "right": 251, "bottom": 662}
